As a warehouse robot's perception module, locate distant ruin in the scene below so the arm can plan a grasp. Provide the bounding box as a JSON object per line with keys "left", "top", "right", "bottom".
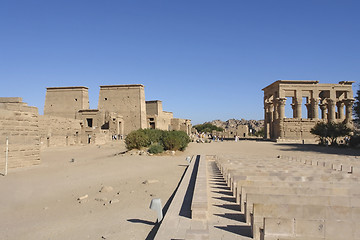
{"left": 263, "top": 80, "right": 355, "bottom": 142}
{"left": 0, "top": 84, "right": 191, "bottom": 169}
{"left": 209, "top": 119, "right": 264, "bottom": 138}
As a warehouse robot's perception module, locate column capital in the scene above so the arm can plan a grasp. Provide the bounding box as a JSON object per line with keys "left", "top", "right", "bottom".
{"left": 312, "top": 97, "right": 320, "bottom": 104}
{"left": 264, "top": 101, "right": 274, "bottom": 110}
{"left": 276, "top": 97, "right": 287, "bottom": 106}
{"left": 343, "top": 98, "right": 355, "bottom": 106}
{"left": 264, "top": 101, "right": 273, "bottom": 106}
{"left": 319, "top": 103, "right": 327, "bottom": 110}
{"left": 336, "top": 101, "right": 345, "bottom": 107}
{"left": 326, "top": 98, "right": 336, "bottom": 105}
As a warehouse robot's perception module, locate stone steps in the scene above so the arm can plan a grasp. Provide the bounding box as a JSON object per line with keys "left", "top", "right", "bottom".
{"left": 261, "top": 217, "right": 360, "bottom": 240}
{"left": 252, "top": 203, "right": 360, "bottom": 240}
{"left": 214, "top": 153, "right": 360, "bottom": 240}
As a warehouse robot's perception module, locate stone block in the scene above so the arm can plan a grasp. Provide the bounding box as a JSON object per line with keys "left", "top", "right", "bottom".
{"left": 295, "top": 219, "right": 325, "bottom": 238}
{"left": 263, "top": 217, "right": 294, "bottom": 236}
{"left": 325, "top": 220, "right": 353, "bottom": 239}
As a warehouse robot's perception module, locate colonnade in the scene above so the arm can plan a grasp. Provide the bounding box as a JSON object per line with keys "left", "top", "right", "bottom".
{"left": 264, "top": 97, "right": 354, "bottom": 123}
{"left": 262, "top": 80, "right": 355, "bottom": 140}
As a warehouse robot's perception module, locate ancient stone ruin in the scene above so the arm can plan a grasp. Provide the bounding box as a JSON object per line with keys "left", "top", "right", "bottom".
{"left": 263, "top": 80, "right": 355, "bottom": 142}
{"left": 0, "top": 84, "right": 191, "bottom": 169}
{"left": 0, "top": 97, "right": 40, "bottom": 169}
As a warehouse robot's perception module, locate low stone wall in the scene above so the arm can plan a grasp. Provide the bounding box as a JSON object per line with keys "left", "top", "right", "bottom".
{"left": 81, "top": 128, "right": 112, "bottom": 145}
{"left": 0, "top": 108, "right": 40, "bottom": 169}
{"left": 273, "top": 118, "right": 318, "bottom": 141}
{"left": 38, "top": 115, "right": 82, "bottom": 149}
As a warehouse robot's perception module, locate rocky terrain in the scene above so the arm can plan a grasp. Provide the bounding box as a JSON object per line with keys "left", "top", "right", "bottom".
{"left": 207, "top": 118, "right": 264, "bottom": 133}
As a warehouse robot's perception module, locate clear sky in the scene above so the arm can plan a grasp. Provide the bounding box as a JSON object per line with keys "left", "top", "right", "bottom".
{"left": 1, "top": 0, "right": 359, "bottom": 124}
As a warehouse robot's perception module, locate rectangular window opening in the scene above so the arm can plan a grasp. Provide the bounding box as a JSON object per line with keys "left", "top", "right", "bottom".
{"left": 86, "top": 118, "right": 93, "bottom": 127}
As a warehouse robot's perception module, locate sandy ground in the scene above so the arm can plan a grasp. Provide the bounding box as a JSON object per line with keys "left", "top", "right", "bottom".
{"left": 0, "top": 140, "right": 359, "bottom": 240}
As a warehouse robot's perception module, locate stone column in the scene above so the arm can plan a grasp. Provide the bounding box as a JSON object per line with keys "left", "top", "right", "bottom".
{"left": 291, "top": 101, "right": 296, "bottom": 118}
{"left": 273, "top": 100, "right": 278, "bottom": 120}
{"left": 319, "top": 103, "right": 327, "bottom": 120}
{"left": 279, "top": 121, "right": 284, "bottom": 139}
{"left": 311, "top": 98, "right": 319, "bottom": 120}
{"left": 344, "top": 99, "right": 355, "bottom": 123}
{"left": 336, "top": 101, "right": 345, "bottom": 120}
{"left": 327, "top": 98, "right": 336, "bottom": 122}
{"left": 305, "top": 102, "right": 312, "bottom": 119}
{"left": 264, "top": 102, "right": 273, "bottom": 139}
{"left": 264, "top": 104, "right": 269, "bottom": 139}
{"left": 277, "top": 98, "right": 286, "bottom": 120}
{"left": 278, "top": 98, "right": 287, "bottom": 139}
{"left": 269, "top": 103, "right": 274, "bottom": 139}
{"left": 295, "top": 97, "right": 302, "bottom": 119}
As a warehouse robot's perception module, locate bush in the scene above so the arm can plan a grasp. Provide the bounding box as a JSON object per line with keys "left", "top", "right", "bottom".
{"left": 310, "top": 121, "right": 352, "bottom": 145}
{"left": 125, "top": 129, "right": 191, "bottom": 152}
{"left": 349, "top": 135, "right": 360, "bottom": 148}
{"left": 193, "top": 123, "right": 223, "bottom": 133}
{"left": 161, "top": 131, "right": 191, "bottom": 151}
{"left": 254, "top": 127, "right": 265, "bottom": 137}
{"left": 148, "top": 143, "right": 164, "bottom": 154}
{"left": 141, "top": 128, "right": 163, "bottom": 144}
{"left": 354, "top": 86, "right": 360, "bottom": 123}
{"left": 125, "top": 130, "right": 150, "bottom": 150}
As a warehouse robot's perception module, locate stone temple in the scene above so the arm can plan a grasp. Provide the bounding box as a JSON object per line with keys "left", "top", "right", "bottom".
{"left": 0, "top": 84, "right": 191, "bottom": 169}
{"left": 263, "top": 80, "right": 355, "bottom": 142}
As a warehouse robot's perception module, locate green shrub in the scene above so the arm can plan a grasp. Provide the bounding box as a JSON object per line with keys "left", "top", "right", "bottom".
{"left": 148, "top": 143, "right": 164, "bottom": 154}
{"left": 193, "top": 123, "right": 223, "bottom": 133}
{"left": 349, "top": 135, "right": 360, "bottom": 148}
{"left": 141, "top": 128, "right": 163, "bottom": 144}
{"left": 125, "top": 128, "right": 191, "bottom": 151}
{"left": 161, "top": 130, "right": 190, "bottom": 151}
{"left": 310, "top": 121, "right": 352, "bottom": 145}
{"left": 125, "top": 130, "right": 150, "bottom": 150}
{"left": 254, "top": 127, "right": 265, "bottom": 137}
{"left": 354, "top": 86, "right": 359, "bottom": 124}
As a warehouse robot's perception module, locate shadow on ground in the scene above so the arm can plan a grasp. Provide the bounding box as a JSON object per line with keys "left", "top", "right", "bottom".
{"left": 127, "top": 219, "right": 155, "bottom": 226}
{"left": 214, "top": 213, "right": 246, "bottom": 222}
{"left": 214, "top": 225, "right": 252, "bottom": 237}
{"left": 278, "top": 143, "right": 360, "bottom": 156}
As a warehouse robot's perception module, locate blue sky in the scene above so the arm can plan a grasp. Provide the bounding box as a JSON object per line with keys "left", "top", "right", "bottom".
{"left": 0, "top": 0, "right": 359, "bottom": 124}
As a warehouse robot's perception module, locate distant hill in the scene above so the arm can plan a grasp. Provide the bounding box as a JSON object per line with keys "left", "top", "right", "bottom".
{"left": 206, "top": 119, "right": 264, "bottom": 133}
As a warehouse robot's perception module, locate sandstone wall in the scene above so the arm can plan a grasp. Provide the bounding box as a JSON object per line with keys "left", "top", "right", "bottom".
{"left": 146, "top": 101, "right": 174, "bottom": 131}
{"left": 223, "top": 125, "right": 249, "bottom": 138}
{"left": 158, "top": 111, "right": 173, "bottom": 131}
{"left": 44, "top": 87, "right": 89, "bottom": 119}
{"left": 274, "top": 119, "right": 318, "bottom": 142}
{"left": 146, "top": 100, "right": 161, "bottom": 115}
{"left": 38, "top": 115, "right": 82, "bottom": 149}
{"left": 171, "top": 118, "right": 192, "bottom": 134}
{"left": 98, "top": 85, "right": 147, "bottom": 135}
{"left": 92, "top": 129, "right": 111, "bottom": 145}
{"left": 81, "top": 128, "right": 111, "bottom": 145}
{"left": 0, "top": 108, "right": 40, "bottom": 170}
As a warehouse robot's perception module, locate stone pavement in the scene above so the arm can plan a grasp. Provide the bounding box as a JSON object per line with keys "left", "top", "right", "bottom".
{"left": 207, "top": 158, "right": 252, "bottom": 240}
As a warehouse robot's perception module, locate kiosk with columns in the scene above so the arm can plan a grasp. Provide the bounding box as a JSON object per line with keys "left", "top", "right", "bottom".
{"left": 263, "top": 80, "right": 355, "bottom": 142}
